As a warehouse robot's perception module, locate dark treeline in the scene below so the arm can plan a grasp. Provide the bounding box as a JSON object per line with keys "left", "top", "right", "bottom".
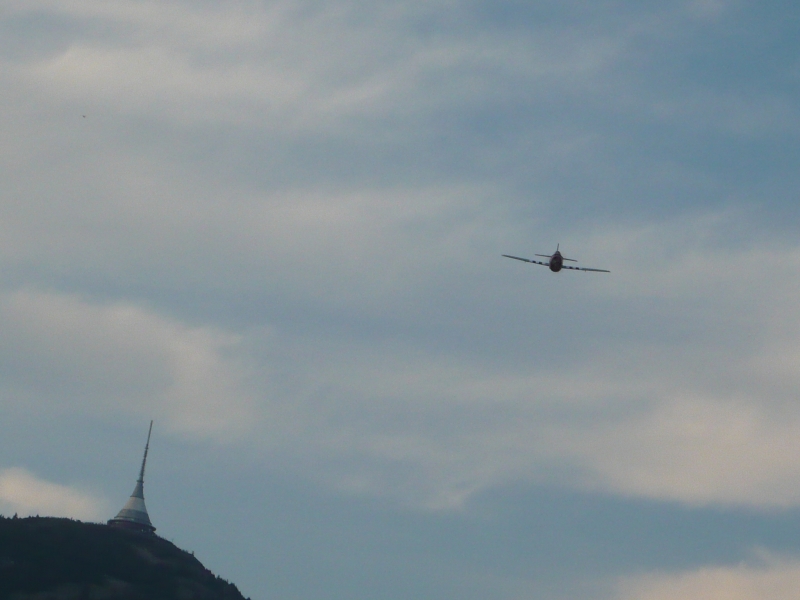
{"left": 0, "top": 515, "right": 249, "bottom": 600}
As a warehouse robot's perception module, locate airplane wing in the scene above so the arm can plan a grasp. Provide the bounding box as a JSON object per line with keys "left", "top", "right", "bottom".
{"left": 561, "top": 265, "right": 610, "bottom": 273}
{"left": 502, "top": 255, "right": 610, "bottom": 273}
{"left": 502, "top": 254, "right": 550, "bottom": 267}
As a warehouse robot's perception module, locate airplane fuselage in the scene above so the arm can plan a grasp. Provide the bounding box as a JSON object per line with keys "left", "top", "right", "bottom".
{"left": 549, "top": 252, "right": 563, "bottom": 272}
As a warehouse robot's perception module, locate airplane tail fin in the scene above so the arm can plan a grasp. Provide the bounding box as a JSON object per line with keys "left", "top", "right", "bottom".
{"left": 534, "top": 245, "right": 575, "bottom": 261}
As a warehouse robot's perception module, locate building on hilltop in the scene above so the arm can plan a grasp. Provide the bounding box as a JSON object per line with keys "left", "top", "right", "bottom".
{"left": 108, "top": 420, "right": 156, "bottom": 534}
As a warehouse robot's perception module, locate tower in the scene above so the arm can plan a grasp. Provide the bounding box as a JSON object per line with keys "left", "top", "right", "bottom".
{"left": 108, "top": 421, "right": 156, "bottom": 534}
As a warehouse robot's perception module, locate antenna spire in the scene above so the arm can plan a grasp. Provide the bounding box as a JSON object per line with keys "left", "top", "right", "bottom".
{"left": 108, "top": 421, "right": 157, "bottom": 534}
{"left": 137, "top": 420, "right": 153, "bottom": 485}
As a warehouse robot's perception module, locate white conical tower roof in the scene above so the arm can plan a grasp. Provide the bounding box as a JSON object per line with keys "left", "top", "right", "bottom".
{"left": 108, "top": 421, "right": 156, "bottom": 534}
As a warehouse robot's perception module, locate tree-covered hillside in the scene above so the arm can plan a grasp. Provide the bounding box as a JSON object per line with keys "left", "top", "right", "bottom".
{"left": 0, "top": 516, "right": 249, "bottom": 600}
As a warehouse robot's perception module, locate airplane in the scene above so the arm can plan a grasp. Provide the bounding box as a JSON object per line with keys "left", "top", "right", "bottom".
{"left": 502, "top": 245, "right": 609, "bottom": 273}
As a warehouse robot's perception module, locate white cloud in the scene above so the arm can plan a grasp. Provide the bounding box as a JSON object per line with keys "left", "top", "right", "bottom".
{"left": 0, "top": 467, "right": 107, "bottom": 520}
{"left": 3, "top": 2, "right": 800, "bottom": 599}
{"left": 1, "top": 151, "right": 799, "bottom": 511}
{"left": 3, "top": 0, "right": 625, "bottom": 130}
{"left": 0, "top": 290, "right": 256, "bottom": 441}
{"left": 236, "top": 213, "right": 800, "bottom": 510}
{"left": 618, "top": 554, "right": 800, "bottom": 600}
{"left": 4, "top": 201, "right": 800, "bottom": 511}
{"left": 1, "top": 0, "right": 799, "bottom": 516}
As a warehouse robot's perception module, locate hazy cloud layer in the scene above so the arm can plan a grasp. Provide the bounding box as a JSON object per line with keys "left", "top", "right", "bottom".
{"left": 618, "top": 554, "right": 800, "bottom": 600}
{"left": 0, "top": 290, "right": 255, "bottom": 440}
{"left": 2, "top": 217, "right": 800, "bottom": 509}
{"left": 1, "top": 0, "right": 800, "bottom": 598}
{"left": 0, "top": 467, "right": 106, "bottom": 520}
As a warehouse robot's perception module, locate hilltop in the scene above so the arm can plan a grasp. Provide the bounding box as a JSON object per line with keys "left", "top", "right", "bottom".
{"left": 0, "top": 516, "right": 249, "bottom": 600}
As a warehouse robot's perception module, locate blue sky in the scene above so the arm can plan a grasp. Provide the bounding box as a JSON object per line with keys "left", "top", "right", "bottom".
{"left": 2, "top": 1, "right": 800, "bottom": 598}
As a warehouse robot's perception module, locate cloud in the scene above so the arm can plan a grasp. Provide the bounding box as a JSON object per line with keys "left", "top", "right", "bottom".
{"left": 0, "top": 467, "right": 106, "bottom": 520}
{"left": 3, "top": 2, "right": 800, "bottom": 599}
{"left": 238, "top": 212, "right": 800, "bottom": 510}
{"left": 618, "top": 554, "right": 800, "bottom": 600}
{"left": 3, "top": 204, "right": 800, "bottom": 511}
{"left": 1, "top": 0, "right": 800, "bottom": 517}
{"left": 2, "top": 0, "right": 626, "bottom": 131}
{"left": 1, "top": 137, "right": 799, "bottom": 511}
{"left": 0, "top": 290, "right": 256, "bottom": 441}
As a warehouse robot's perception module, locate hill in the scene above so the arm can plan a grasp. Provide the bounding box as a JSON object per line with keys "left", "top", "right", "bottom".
{"left": 0, "top": 515, "right": 250, "bottom": 600}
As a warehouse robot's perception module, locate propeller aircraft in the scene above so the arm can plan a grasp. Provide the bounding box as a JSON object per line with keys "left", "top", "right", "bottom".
{"left": 502, "top": 245, "right": 609, "bottom": 273}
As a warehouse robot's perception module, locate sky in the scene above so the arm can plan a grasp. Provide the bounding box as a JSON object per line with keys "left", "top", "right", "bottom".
{"left": 1, "top": 0, "right": 800, "bottom": 598}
